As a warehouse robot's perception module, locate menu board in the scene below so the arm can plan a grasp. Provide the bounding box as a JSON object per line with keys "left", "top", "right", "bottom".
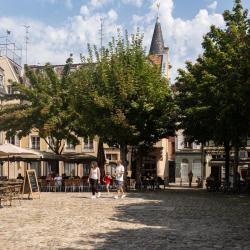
{"left": 22, "top": 170, "right": 40, "bottom": 199}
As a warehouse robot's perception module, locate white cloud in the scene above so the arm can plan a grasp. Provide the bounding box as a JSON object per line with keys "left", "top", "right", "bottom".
{"left": 0, "top": 8, "right": 121, "bottom": 66}
{"left": 108, "top": 9, "right": 118, "bottom": 21}
{"left": 207, "top": 1, "right": 218, "bottom": 11}
{"left": 40, "top": 0, "right": 73, "bottom": 9}
{"left": 122, "top": 0, "right": 144, "bottom": 7}
{"left": 80, "top": 5, "right": 90, "bottom": 16}
{"left": 132, "top": 15, "right": 144, "bottom": 24}
{"left": 0, "top": 0, "right": 226, "bottom": 81}
{"left": 132, "top": 0, "right": 224, "bottom": 81}
{"left": 90, "top": 0, "right": 112, "bottom": 9}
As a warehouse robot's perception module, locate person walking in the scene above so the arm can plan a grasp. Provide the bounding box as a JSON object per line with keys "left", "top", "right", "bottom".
{"left": 188, "top": 170, "right": 193, "bottom": 188}
{"left": 114, "top": 160, "right": 126, "bottom": 199}
{"left": 103, "top": 172, "right": 111, "bottom": 193}
{"left": 88, "top": 161, "right": 101, "bottom": 199}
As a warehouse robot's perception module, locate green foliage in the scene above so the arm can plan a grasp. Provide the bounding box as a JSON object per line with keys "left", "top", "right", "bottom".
{"left": 175, "top": 0, "right": 250, "bottom": 181}
{"left": 0, "top": 57, "right": 78, "bottom": 154}
{"left": 72, "top": 30, "right": 176, "bottom": 152}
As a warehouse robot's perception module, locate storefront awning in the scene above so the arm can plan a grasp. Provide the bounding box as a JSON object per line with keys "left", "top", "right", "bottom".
{"left": 0, "top": 150, "right": 97, "bottom": 163}
{"left": 209, "top": 159, "right": 250, "bottom": 166}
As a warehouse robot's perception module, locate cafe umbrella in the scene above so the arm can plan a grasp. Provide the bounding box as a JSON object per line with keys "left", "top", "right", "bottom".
{"left": 0, "top": 143, "right": 41, "bottom": 178}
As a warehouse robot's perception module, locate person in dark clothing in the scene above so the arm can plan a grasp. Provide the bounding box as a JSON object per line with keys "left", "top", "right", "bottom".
{"left": 188, "top": 170, "right": 193, "bottom": 187}
{"left": 17, "top": 173, "right": 24, "bottom": 180}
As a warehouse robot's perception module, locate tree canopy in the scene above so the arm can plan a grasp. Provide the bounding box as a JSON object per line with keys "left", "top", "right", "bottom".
{"left": 71, "top": 31, "right": 176, "bottom": 163}
{"left": 0, "top": 57, "right": 78, "bottom": 154}
{"left": 175, "top": 0, "right": 250, "bottom": 182}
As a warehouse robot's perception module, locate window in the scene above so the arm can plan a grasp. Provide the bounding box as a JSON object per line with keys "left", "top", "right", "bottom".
{"left": 180, "top": 159, "right": 189, "bottom": 181}
{"left": 183, "top": 138, "right": 192, "bottom": 148}
{"left": 83, "top": 164, "right": 90, "bottom": 176}
{"left": 7, "top": 85, "right": 13, "bottom": 94}
{"left": 30, "top": 162, "right": 41, "bottom": 177}
{"left": 239, "top": 150, "right": 247, "bottom": 158}
{"left": 0, "top": 75, "right": 3, "bottom": 86}
{"left": 192, "top": 160, "right": 202, "bottom": 177}
{"left": 84, "top": 137, "right": 93, "bottom": 150}
{"left": 65, "top": 140, "right": 75, "bottom": 150}
{"left": 31, "top": 136, "right": 40, "bottom": 149}
{"left": 7, "top": 135, "right": 19, "bottom": 146}
{"left": 7, "top": 136, "right": 15, "bottom": 145}
{"left": 106, "top": 154, "right": 118, "bottom": 161}
{"left": 64, "top": 163, "right": 75, "bottom": 176}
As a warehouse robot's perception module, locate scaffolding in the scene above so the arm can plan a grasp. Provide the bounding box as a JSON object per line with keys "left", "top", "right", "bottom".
{"left": 0, "top": 35, "right": 22, "bottom": 66}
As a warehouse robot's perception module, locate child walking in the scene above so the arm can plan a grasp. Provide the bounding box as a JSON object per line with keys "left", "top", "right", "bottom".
{"left": 103, "top": 172, "right": 111, "bottom": 193}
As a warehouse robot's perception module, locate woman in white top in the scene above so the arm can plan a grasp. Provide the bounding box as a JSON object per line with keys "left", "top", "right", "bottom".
{"left": 88, "top": 161, "right": 101, "bottom": 199}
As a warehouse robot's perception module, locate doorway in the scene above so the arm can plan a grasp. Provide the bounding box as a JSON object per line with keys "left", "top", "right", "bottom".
{"left": 169, "top": 161, "right": 175, "bottom": 183}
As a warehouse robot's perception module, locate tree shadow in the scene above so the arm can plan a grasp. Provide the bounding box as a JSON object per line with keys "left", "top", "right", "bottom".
{"left": 59, "top": 189, "right": 250, "bottom": 249}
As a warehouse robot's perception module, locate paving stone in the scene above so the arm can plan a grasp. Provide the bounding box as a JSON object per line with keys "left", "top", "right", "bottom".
{"left": 0, "top": 190, "right": 249, "bottom": 249}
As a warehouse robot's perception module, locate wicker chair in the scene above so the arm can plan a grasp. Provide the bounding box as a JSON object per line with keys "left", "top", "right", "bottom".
{"left": 64, "top": 179, "right": 72, "bottom": 192}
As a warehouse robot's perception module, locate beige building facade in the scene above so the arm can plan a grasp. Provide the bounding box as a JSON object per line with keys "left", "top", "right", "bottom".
{"left": 0, "top": 56, "right": 99, "bottom": 179}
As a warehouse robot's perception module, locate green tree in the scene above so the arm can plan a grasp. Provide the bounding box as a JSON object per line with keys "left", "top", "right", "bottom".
{"left": 175, "top": 0, "right": 250, "bottom": 185}
{"left": 72, "top": 31, "right": 176, "bottom": 182}
{"left": 0, "top": 57, "right": 79, "bottom": 155}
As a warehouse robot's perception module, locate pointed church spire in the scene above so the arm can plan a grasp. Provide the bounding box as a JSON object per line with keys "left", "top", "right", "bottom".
{"left": 149, "top": 4, "right": 164, "bottom": 55}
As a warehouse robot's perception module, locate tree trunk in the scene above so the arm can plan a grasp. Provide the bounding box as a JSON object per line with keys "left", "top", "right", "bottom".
{"left": 233, "top": 145, "right": 239, "bottom": 189}
{"left": 224, "top": 141, "right": 231, "bottom": 183}
{"left": 97, "top": 137, "right": 105, "bottom": 179}
{"left": 201, "top": 143, "right": 206, "bottom": 188}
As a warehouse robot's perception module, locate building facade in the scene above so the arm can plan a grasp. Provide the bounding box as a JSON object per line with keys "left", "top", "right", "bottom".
{"left": 175, "top": 130, "right": 202, "bottom": 185}
{"left": 204, "top": 139, "right": 250, "bottom": 185}
{"left": 0, "top": 56, "right": 99, "bottom": 179}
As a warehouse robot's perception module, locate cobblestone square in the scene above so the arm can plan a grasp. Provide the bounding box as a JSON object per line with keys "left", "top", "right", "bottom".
{"left": 0, "top": 189, "right": 250, "bottom": 250}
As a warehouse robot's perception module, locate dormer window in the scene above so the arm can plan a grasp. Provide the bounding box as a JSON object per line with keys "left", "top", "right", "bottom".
{"left": 7, "top": 136, "right": 15, "bottom": 145}
{"left": 183, "top": 138, "right": 192, "bottom": 148}
{"left": 84, "top": 137, "right": 93, "bottom": 150}
{"left": 31, "top": 136, "right": 40, "bottom": 150}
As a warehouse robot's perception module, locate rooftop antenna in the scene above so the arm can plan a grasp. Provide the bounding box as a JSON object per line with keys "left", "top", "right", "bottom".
{"left": 99, "top": 18, "right": 105, "bottom": 59}
{"left": 0, "top": 30, "right": 22, "bottom": 65}
{"left": 6, "top": 30, "right": 11, "bottom": 56}
{"left": 100, "top": 18, "right": 104, "bottom": 50}
{"left": 23, "top": 25, "right": 30, "bottom": 65}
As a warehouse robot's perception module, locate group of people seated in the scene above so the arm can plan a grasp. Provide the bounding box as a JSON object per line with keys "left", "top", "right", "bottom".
{"left": 206, "top": 174, "right": 221, "bottom": 192}
{"left": 205, "top": 172, "right": 246, "bottom": 192}
{"left": 141, "top": 172, "right": 165, "bottom": 190}
{"left": 24, "top": 171, "right": 167, "bottom": 192}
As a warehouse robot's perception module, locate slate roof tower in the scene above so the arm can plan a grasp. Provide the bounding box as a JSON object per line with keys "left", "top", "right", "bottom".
{"left": 149, "top": 16, "right": 170, "bottom": 80}
{"left": 149, "top": 17, "right": 164, "bottom": 55}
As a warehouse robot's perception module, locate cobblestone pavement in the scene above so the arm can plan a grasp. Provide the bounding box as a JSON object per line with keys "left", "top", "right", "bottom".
{"left": 0, "top": 189, "right": 250, "bottom": 250}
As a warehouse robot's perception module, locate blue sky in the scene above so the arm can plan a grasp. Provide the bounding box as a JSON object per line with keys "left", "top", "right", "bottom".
{"left": 0, "top": 0, "right": 249, "bottom": 80}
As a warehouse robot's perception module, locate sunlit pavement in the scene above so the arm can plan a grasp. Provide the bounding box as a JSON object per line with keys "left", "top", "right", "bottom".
{"left": 0, "top": 190, "right": 250, "bottom": 250}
